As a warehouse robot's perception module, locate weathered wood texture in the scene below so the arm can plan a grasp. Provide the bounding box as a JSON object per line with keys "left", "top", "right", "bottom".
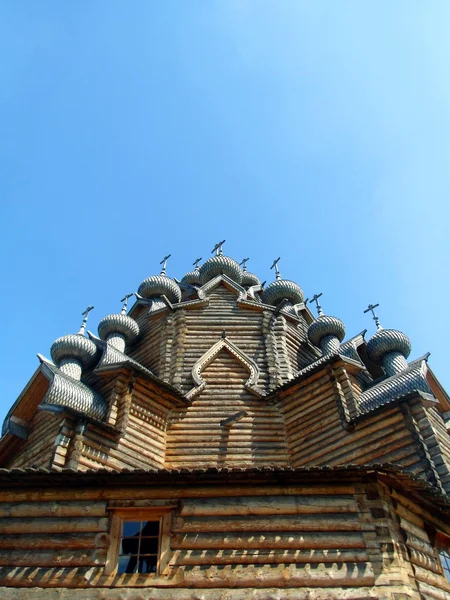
{"left": 0, "top": 484, "right": 385, "bottom": 592}
{"left": 6, "top": 411, "right": 62, "bottom": 469}
{"left": 277, "top": 366, "right": 429, "bottom": 480}
{"left": 1, "top": 478, "right": 449, "bottom": 597}
{"left": 77, "top": 377, "right": 178, "bottom": 472}
{"left": 165, "top": 348, "right": 288, "bottom": 468}
{"left": 391, "top": 487, "right": 450, "bottom": 598}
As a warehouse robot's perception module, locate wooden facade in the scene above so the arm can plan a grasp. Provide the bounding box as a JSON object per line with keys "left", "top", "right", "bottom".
{"left": 1, "top": 272, "right": 450, "bottom": 599}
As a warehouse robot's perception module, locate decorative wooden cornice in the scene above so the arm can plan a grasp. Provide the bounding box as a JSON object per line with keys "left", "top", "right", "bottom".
{"left": 186, "top": 337, "right": 265, "bottom": 400}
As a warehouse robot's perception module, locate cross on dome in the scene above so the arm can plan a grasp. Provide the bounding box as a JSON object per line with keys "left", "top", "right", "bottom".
{"left": 193, "top": 257, "right": 202, "bottom": 269}
{"left": 364, "top": 303, "right": 381, "bottom": 330}
{"left": 309, "top": 293, "right": 324, "bottom": 316}
{"left": 240, "top": 258, "right": 250, "bottom": 271}
{"left": 78, "top": 306, "right": 94, "bottom": 335}
{"left": 159, "top": 254, "right": 171, "bottom": 275}
{"left": 212, "top": 240, "right": 226, "bottom": 256}
{"left": 120, "top": 293, "right": 134, "bottom": 314}
{"left": 270, "top": 257, "right": 281, "bottom": 280}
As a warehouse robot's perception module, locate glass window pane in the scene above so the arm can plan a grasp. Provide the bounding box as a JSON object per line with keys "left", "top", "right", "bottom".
{"left": 139, "top": 537, "right": 159, "bottom": 554}
{"left": 141, "top": 521, "right": 159, "bottom": 536}
{"left": 138, "top": 555, "right": 158, "bottom": 573}
{"left": 118, "top": 555, "right": 139, "bottom": 574}
{"left": 122, "top": 521, "right": 141, "bottom": 537}
{"left": 120, "top": 536, "right": 140, "bottom": 555}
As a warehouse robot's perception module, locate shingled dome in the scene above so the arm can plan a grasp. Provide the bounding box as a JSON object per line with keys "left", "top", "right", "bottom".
{"left": 138, "top": 274, "right": 182, "bottom": 303}
{"left": 367, "top": 329, "right": 412, "bottom": 365}
{"left": 98, "top": 313, "right": 139, "bottom": 344}
{"left": 181, "top": 268, "right": 201, "bottom": 286}
{"left": 50, "top": 334, "right": 98, "bottom": 370}
{"left": 242, "top": 270, "right": 261, "bottom": 287}
{"left": 308, "top": 315, "right": 346, "bottom": 348}
{"left": 262, "top": 278, "right": 304, "bottom": 306}
{"left": 199, "top": 255, "right": 243, "bottom": 285}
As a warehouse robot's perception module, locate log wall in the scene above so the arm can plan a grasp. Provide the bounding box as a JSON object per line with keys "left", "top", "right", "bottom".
{"left": 277, "top": 366, "right": 429, "bottom": 479}
{"left": 0, "top": 478, "right": 433, "bottom": 598}
{"left": 6, "top": 411, "right": 62, "bottom": 469}
{"left": 165, "top": 348, "right": 288, "bottom": 468}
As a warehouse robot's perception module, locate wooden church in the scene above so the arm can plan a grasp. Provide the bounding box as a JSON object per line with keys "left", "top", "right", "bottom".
{"left": 1, "top": 243, "right": 450, "bottom": 599}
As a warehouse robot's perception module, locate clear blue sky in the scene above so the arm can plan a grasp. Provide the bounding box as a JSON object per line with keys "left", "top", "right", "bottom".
{"left": 1, "top": 2, "right": 449, "bottom": 424}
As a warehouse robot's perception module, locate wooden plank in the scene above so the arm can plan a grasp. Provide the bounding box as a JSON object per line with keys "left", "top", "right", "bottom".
{"left": 0, "top": 501, "right": 106, "bottom": 518}
{"left": 0, "top": 517, "right": 108, "bottom": 534}
{"left": 173, "top": 513, "right": 361, "bottom": 533}
{"left": 171, "top": 531, "right": 366, "bottom": 550}
{"left": 180, "top": 495, "right": 357, "bottom": 516}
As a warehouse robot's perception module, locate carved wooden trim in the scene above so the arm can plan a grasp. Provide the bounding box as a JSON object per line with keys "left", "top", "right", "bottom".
{"left": 198, "top": 274, "right": 247, "bottom": 301}
{"left": 187, "top": 338, "right": 264, "bottom": 400}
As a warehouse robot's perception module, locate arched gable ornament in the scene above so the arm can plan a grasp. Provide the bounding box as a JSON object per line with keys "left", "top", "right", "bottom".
{"left": 197, "top": 274, "right": 247, "bottom": 302}
{"left": 186, "top": 337, "right": 264, "bottom": 400}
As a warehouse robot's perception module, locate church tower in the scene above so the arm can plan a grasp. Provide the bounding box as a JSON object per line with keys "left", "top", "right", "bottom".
{"left": 1, "top": 242, "right": 450, "bottom": 598}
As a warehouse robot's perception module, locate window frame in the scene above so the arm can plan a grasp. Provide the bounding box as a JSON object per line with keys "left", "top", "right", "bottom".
{"left": 105, "top": 508, "right": 172, "bottom": 577}
{"left": 436, "top": 531, "right": 450, "bottom": 583}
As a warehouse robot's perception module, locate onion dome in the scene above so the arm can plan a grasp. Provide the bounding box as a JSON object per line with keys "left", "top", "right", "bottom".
{"left": 181, "top": 257, "right": 202, "bottom": 286}
{"left": 199, "top": 241, "right": 242, "bottom": 285}
{"left": 262, "top": 258, "right": 304, "bottom": 306}
{"left": 307, "top": 294, "right": 345, "bottom": 355}
{"left": 98, "top": 294, "right": 139, "bottom": 352}
{"left": 367, "top": 329, "right": 411, "bottom": 363}
{"left": 240, "top": 258, "right": 261, "bottom": 288}
{"left": 50, "top": 307, "right": 98, "bottom": 379}
{"left": 364, "top": 303, "right": 411, "bottom": 377}
{"left": 137, "top": 255, "right": 182, "bottom": 304}
{"left": 262, "top": 279, "right": 304, "bottom": 306}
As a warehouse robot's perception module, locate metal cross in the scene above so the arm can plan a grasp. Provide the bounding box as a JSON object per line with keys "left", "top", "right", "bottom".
{"left": 212, "top": 240, "right": 226, "bottom": 255}
{"left": 78, "top": 306, "right": 94, "bottom": 335}
{"left": 309, "top": 292, "right": 324, "bottom": 316}
{"left": 364, "top": 303, "right": 381, "bottom": 330}
{"left": 193, "top": 257, "right": 202, "bottom": 269}
{"left": 160, "top": 254, "right": 171, "bottom": 275}
{"left": 120, "top": 293, "right": 134, "bottom": 314}
{"left": 239, "top": 258, "right": 249, "bottom": 271}
{"left": 270, "top": 257, "right": 281, "bottom": 279}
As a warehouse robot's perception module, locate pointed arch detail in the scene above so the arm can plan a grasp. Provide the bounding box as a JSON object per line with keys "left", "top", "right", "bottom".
{"left": 187, "top": 338, "right": 264, "bottom": 400}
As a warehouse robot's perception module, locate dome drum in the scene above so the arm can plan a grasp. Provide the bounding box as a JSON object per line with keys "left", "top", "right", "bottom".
{"left": 366, "top": 329, "right": 411, "bottom": 365}
{"left": 98, "top": 313, "right": 139, "bottom": 345}
{"left": 50, "top": 334, "right": 98, "bottom": 376}
{"left": 308, "top": 314, "right": 345, "bottom": 356}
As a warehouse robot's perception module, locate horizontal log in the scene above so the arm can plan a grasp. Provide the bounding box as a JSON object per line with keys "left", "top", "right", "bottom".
{"left": 170, "top": 548, "right": 369, "bottom": 566}
{"left": 0, "top": 517, "right": 108, "bottom": 535}
{"left": 173, "top": 514, "right": 361, "bottom": 533}
{"left": 0, "top": 533, "right": 98, "bottom": 550}
{"left": 180, "top": 496, "right": 357, "bottom": 516}
{"left": 0, "top": 549, "right": 106, "bottom": 567}
{"left": 171, "top": 531, "right": 366, "bottom": 550}
{"left": 0, "top": 501, "right": 106, "bottom": 519}
{"left": 0, "top": 484, "right": 357, "bottom": 503}
{"left": 0, "top": 587, "right": 381, "bottom": 599}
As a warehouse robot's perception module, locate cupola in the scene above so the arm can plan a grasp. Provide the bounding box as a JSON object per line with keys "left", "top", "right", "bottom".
{"left": 240, "top": 258, "right": 261, "bottom": 287}
{"left": 262, "top": 257, "right": 304, "bottom": 307}
{"left": 181, "top": 257, "right": 202, "bottom": 286}
{"left": 50, "top": 306, "right": 98, "bottom": 380}
{"left": 365, "top": 303, "right": 411, "bottom": 377}
{"left": 307, "top": 293, "right": 346, "bottom": 355}
{"left": 137, "top": 255, "right": 182, "bottom": 305}
{"left": 199, "top": 241, "right": 243, "bottom": 285}
{"left": 98, "top": 294, "right": 140, "bottom": 353}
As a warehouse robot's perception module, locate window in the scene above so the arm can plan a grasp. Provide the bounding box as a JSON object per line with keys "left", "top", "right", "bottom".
{"left": 437, "top": 532, "right": 450, "bottom": 582}
{"left": 105, "top": 509, "right": 172, "bottom": 577}
{"left": 118, "top": 519, "right": 160, "bottom": 574}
